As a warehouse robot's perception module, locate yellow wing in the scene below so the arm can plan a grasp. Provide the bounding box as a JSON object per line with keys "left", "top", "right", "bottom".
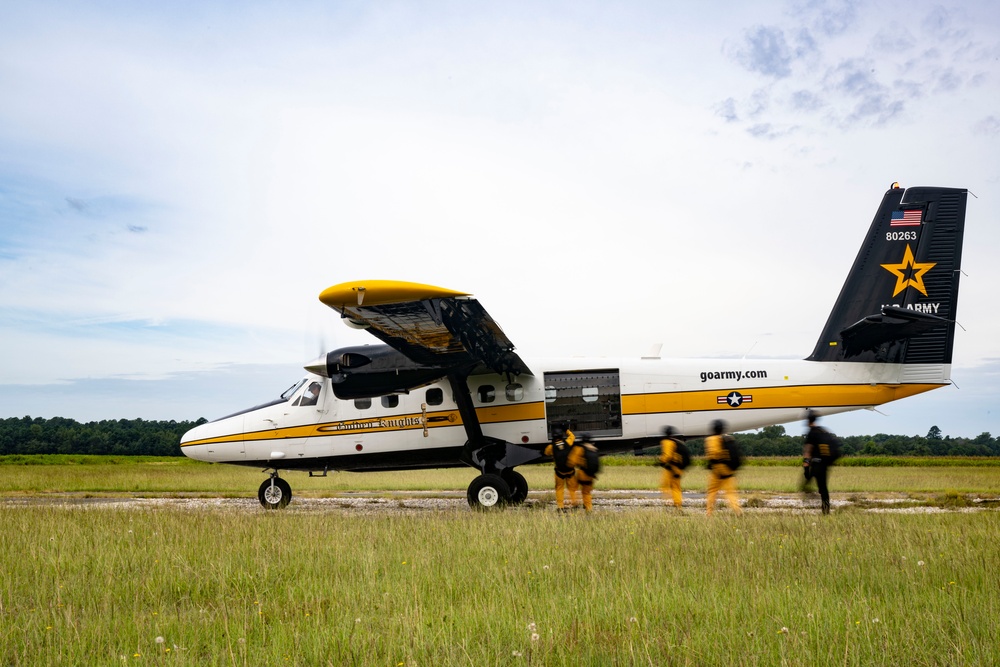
{"left": 319, "top": 280, "right": 532, "bottom": 376}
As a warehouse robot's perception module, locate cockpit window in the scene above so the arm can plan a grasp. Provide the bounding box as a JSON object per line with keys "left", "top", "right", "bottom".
{"left": 294, "top": 381, "right": 322, "bottom": 407}
{"left": 281, "top": 379, "right": 308, "bottom": 401}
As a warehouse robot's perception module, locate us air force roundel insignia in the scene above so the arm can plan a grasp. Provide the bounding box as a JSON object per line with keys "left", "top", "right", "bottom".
{"left": 717, "top": 391, "right": 753, "bottom": 407}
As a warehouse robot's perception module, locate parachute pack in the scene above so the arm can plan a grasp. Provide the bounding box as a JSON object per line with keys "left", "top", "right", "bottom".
{"left": 552, "top": 440, "right": 572, "bottom": 472}
{"left": 815, "top": 427, "right": 842, "bottom": 464}
{"left": 673, "top": 439, "right": 691, "bottom": 470}
{"left": 581, "top": 445, "right": 601, "bottom": 477}
{"left": 722, "top": 435, "right": 743, "bottom": 471}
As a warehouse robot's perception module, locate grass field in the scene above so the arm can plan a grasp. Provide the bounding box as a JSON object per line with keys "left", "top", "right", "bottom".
{"left": 2, "top": 456, "right": 999, "bottom": 497}
{"left": 2, "top": 457, "right": 999, "bottom": 665}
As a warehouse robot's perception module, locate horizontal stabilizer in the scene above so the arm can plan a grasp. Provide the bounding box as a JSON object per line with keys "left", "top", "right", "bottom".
{"left": 840, "top": 306, "right": 951, "bottom": 358}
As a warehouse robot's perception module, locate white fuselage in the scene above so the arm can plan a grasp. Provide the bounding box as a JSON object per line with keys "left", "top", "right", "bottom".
{"left": 180, "top": 356, "right": 948, "bottom": 469}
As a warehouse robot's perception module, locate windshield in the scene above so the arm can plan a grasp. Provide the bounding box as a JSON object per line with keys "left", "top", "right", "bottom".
{"left": 280, "top": 378, "right": 308, "bottom": 401}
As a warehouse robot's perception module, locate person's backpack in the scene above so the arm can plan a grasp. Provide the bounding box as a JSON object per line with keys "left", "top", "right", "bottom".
{"left": 817, "top": 428, "right": 842, "bottom": 464}
{"left": 673, "top": 440, "right": 691, "bottom": 470}
{"left": 582, "top": 445, "right": 601, "bottom": 477}
{"left": 722, "top": 435, "right": 743, "bottom": 471}
{"left": 552, "top": 440, "right": 572, "bottom": 471}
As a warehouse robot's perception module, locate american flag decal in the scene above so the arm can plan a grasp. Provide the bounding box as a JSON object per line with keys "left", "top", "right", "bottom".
{"left": 890, "top": 209, "right": 922, "bottom": 226}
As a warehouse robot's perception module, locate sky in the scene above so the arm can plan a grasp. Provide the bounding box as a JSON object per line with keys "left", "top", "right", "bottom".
{"left": 1, "top": 0, "right": 998, "bottom": 438}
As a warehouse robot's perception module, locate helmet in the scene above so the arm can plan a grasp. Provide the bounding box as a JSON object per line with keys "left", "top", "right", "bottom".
{"left": 581, "top": 432, "right": 593, "bottom": 442}
{"left": 663, "top": 425, "right": 676, "bottom": 437}
{"left": 711, "top": 419, "right": 726, "bottom": 435}
{"left": 806, "top": 409, "right": 819, "bottom": 424}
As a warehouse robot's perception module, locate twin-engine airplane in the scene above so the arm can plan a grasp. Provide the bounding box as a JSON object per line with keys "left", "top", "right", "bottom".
{"left": 181, "top": 184, "right": 969, "bottom": 510}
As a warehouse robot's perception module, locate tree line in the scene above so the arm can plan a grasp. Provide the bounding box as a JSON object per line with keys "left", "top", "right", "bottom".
{"left": 0, "top": 416, "right": 996, "bottom": 458}
{"left": 675, "top": 424, "right": 999, "bottom": 458}
{"left": 0, "top": 416, "right": 207, "bottom": 457}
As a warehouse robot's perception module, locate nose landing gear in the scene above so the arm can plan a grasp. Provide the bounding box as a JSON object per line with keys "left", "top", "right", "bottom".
{"left": 258, "top": 474, "right": 292, "bottom": 509}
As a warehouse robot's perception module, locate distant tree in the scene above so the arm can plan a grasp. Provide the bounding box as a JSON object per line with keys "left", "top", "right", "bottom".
{"left": 761, "top": 425, "right": 786, "bottom": 438}
{"left": 927, "top": 425, "right": 943, "bottom": 440}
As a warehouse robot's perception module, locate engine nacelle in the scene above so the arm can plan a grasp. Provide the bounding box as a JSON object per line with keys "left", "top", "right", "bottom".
{"left": 305, "top": 344, "right": 448, "bottom": 399}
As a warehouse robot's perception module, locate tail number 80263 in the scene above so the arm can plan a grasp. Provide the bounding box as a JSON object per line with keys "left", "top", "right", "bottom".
{"left": 887, "top": 230, "right": 917, "bottom": 241}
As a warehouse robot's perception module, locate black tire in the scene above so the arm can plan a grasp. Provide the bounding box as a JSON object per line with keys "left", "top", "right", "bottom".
{"left": 502, "top": 469, "right": 529, "bottom": 505}
{"left": 258, "top": 477, "right": 292, "bottom": 509}
{"left": 467, "top": 474, "right": 510, "bottom": 509}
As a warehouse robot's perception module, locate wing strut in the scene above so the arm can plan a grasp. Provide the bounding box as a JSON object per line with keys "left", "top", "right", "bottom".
{"left": 447, "top": 370, "right": 541, "bottom": 476}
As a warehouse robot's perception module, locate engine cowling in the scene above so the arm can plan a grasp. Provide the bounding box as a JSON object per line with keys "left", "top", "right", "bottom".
{"left": 305, "top": 344, "right": 449, "bottom": 399}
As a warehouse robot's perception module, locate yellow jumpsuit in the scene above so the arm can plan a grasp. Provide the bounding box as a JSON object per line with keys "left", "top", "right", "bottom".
{"left": 704, "top": 434, "right": 743, "bottom": 516}
{"left": 658, "top": 437, "right": 683, "bottom": 508}
{"left": 568, "top": 442, "right": 597, "bottom": 511}
{"left": 543, "top": 430, "right": 577, "bottom": 509}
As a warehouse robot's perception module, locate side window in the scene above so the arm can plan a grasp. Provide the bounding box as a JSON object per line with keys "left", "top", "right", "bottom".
{"left": 354, "top": 397, "right": 372, "bottom": 410}
{"left": 426, "top": 387, "right": 443, "bottom": 406}
{"left": 505, "top": 383, "right": 523, "bottom": 401}
{"left": 582, "top": 387, "right": 599, "bottom": 403}
{"left": 477, "top": 385, "right": 496, "bottom": 403}
{"left": 381, "top": 395, "right": 399, "bottom": 409}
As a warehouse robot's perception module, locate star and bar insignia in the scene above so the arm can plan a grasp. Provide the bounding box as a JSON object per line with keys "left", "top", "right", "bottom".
{"left": 717, "top": 391, "right": 752, "bottom": 407}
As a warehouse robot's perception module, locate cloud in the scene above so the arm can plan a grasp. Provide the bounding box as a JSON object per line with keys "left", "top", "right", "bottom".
{"left": 790, "top": 89, "right": 823, "bottom": 111}
{"left": 934, "top": 67, "right": 962, "bottom": 92}
{"left": 921, "top": 5, "right": 969, "bottom": 43}
{"left": 746, "top": 123, "right": 798, "bottom": 140}
{"left": 715, "top": 97, "right": 739, "bottom": 123}
{"left": 973, "top": 116, "right": 1000, "bottom": 136}
{"left": 719, "top": 1, "right": 999, "bottom": 139}
{"left": 732, "top": 26, "right": 795, "bottom": 78}
{"left": 823, "top": 58, "right": 905, "bottom": 126}
{"left": 65, "top": 197, "right": 89, "bottom": 213}
{"left": 793, "top": 0, "right": 860, "bottom": 37}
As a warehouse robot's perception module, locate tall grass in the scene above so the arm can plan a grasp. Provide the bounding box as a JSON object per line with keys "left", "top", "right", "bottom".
{"left": 1, "top": 506, "right": 998, "bottom": 665}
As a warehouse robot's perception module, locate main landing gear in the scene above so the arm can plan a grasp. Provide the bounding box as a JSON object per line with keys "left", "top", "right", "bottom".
{"left": 448, "top": 370, "right": 540, "bottom": 510}
{"left": 258, "top": 474, "right": 292, "bottom": 509}
{"left": 464, "top": 468, "right": 530, "bottom": 509}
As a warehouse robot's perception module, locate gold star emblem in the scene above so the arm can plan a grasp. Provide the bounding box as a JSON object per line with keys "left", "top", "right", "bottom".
{"left": 881, "top": 244, "right": 936, "bottom": 297}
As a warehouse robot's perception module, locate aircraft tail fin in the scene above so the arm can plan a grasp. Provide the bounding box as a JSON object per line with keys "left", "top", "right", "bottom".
{"left": 807, "top": 184, "right": 968, "bottom": 365}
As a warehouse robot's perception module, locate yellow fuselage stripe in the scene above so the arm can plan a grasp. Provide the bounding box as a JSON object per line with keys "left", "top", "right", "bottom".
{"left": 621, "top": 383, "right": 942, "bottom": 414}
{"left": 182, "top": 402, "right": 546, "bottom": 447}
{"left": 182, "top": 383, "right": 943, "bottom": 447}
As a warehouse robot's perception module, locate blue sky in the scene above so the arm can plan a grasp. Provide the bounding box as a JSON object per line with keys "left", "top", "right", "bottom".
{"left": 1, "top": 0, "right": 998, "bottom": 438}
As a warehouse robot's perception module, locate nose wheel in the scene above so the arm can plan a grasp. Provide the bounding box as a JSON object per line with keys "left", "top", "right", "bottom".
{"left": 258, "top": 476, "right": 292, "bottom": 509}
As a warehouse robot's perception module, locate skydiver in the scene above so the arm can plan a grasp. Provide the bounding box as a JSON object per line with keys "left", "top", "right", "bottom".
{"left": 543, "top": 425, "right": 577, "bottom": 511}
{"left": 704, "top": 419, "right": 743, "bottom": 516}
{"left": 568, "top": 432, "right": 600, "bottom": 512}
{"left": 802, "top": 410, "right": 840, "bottom": 514}
{"left": 659, "top": 426, "right": 687, "bottom": 509}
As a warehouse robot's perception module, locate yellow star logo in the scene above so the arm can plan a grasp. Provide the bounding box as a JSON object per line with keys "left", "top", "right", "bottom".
{"left": 881, "top": 244, "right": 936, "bottom": 297}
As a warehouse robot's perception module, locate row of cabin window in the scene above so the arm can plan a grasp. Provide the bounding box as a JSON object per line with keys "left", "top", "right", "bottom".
{"left": 352, "top": 383, "right": 525, "bottom": 411}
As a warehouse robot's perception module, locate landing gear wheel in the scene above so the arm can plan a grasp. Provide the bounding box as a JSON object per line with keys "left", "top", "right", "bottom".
{"left": 467, "top": 474, "right": 510, "bottom": 510}
{"left": 502, "top": 469, "right": 529, "bottom": 505}
{"left": 258, "top": 477, "right": 292, "bottom": 509}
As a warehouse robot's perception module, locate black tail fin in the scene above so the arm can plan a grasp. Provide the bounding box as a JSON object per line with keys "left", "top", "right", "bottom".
{"left": 807, "top": 185, "right": 968, "bottom": 364}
